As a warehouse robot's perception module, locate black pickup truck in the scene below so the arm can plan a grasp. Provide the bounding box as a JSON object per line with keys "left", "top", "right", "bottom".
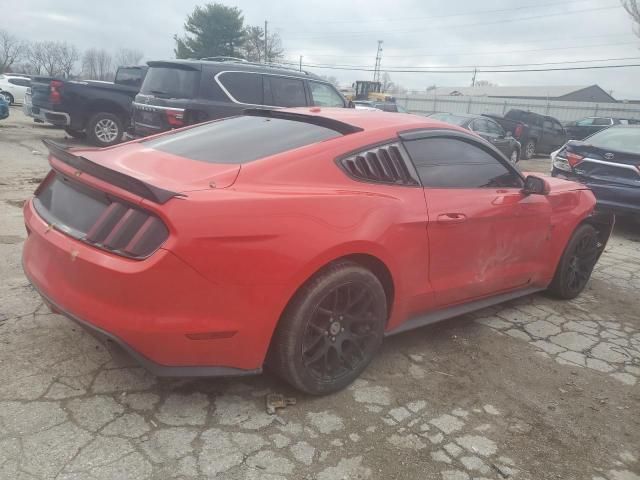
{"left": 483, "top": 109, "right": 567, "bottom": 159}
{"left": 28, "top": 66, "right": 147, "bottom": 147}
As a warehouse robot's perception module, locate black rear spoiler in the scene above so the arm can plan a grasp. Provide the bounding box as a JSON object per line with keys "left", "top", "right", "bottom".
{"left": 42, "top": 139, "right": 181, "bottom": 204}
{"left": 243, "top": 108, "right": 363, "bottom": 135}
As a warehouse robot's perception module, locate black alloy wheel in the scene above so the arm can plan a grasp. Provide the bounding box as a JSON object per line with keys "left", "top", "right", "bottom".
{"left": 302, "top": 282, "right": 380, "bottom": 381}
{"left": 548, "top": 224, "right": 600, "bottom": 299}
{"left": 269, "top": 261, "right": 387, "bottom": 395}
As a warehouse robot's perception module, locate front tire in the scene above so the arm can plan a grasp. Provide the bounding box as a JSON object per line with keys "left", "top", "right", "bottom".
{"left": 268, "top": 261, "right": 387, "bottom": 395}
{"left": 547, "top": 224, "right": 600, "bottom": 299}
{"left": 86, "top": 112, "right": 123, "bottom": 147}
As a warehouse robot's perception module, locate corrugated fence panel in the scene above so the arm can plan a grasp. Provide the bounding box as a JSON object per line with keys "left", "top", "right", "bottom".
{"left": 396, "top": 95, "right": 640, "bottom": 122}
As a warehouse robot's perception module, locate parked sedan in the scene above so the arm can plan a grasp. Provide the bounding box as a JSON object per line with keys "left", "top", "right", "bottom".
{"left": 430, "top": 112, "right": 521, "bottom": 163}
{"left": 23, "top": 108, "right": 612, "bottom": 395}
{"left": 564, "top": 117, "right": 638, "bottom": 140}
{"left": 551, "top": 125, "right": 640, "bottom": 215}
{"left": 0, "top": 74, "right": 30, "bottom": 104}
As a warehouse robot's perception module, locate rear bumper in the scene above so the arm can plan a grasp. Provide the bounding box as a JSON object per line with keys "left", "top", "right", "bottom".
{"left": 22, "top": 199, "right": 263, "bottom": 376}
{"left": 551, "top": 167, "right": 640, "bottom": 214}
{"left": 30, "top": 106, "right": 70, "bottom": 126}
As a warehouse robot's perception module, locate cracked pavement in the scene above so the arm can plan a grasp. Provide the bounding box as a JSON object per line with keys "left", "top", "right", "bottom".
{"left": 1, "top": 108, "right": 639, "bottom": 479}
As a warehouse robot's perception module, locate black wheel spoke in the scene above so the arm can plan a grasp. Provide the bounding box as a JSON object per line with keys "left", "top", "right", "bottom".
{"left": 302, "top": 280, "right": 382, "bottom": 381}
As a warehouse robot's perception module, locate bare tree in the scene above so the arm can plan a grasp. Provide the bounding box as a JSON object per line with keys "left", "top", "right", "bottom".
{"left": 242, "top": 25, "right": 284, "bottom": 63}
{"left": 381, "top": 72, "right": 395, "bottom": 92}
{"left": 0, "top": 30, "right": 27, "bottom": 73}
{"left": 622, "top": 0, "right": 640, "bottom": 36}
{"left": 82, "top": 48, "right": 113, "bottom": 80}
{"left": 114, "top": 48, "right": 143, "bottom": 67}
{"left": 244, "top": 26, "right": 264, "bottom": 62}
{"left": 318, "top": 75, "right": 339, "bottom": 85}
{"left": 57, "top": 43, "right": 80, "bottom": 77}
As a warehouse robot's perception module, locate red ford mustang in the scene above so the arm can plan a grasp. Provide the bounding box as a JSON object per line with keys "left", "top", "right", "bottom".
{"left": 23, "top": 108, "right": 613, "bottom": 394}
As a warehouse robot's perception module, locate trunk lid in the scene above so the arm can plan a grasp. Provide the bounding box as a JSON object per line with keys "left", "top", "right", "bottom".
{"left": 64, "top": 140, "right": 241, "bottom": 193}
{"left": 560, "top": 129, "right": 640, "bottom": 187}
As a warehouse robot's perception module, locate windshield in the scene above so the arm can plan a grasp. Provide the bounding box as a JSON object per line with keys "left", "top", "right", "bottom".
{"left": 140, "top": 66, "right": 199, "bottom": 98}
{"left": 584, "top": 127, "right": 640, "bottom": 154}
{"left": 430, "top": 113, "right": 468, "bottom": 126}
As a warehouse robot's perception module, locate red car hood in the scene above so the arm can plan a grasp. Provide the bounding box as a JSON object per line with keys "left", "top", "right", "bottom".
{"left": 71, "top": 142, "right": 241, "bottom": 192}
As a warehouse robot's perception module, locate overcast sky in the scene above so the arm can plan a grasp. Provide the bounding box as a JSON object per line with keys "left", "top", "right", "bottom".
{"left": 3, "top": 0, "right": 640, "bottom": 99}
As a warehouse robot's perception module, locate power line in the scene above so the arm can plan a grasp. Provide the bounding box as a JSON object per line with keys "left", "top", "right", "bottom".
{"left": 286, "top": 62, "right": 640, "bottom": 74}
{"left": 285, "top": 56, "right": 640, "bottom": 70}
{"left": 293, "top": 32, "right": 635, "bottom": 54}
{"left": 283, "top": 5, "right": 623, "bottom": 39}
{"left": 271, "top": 0, "right": 598, "bottom": 26}
{"left": 292, "top": 42, "right": 637, "bottom": 66}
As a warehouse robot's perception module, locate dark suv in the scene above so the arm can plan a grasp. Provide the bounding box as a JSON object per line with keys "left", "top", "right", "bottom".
{"left": 131, "top": 59, "right": 349, "bottom": 137}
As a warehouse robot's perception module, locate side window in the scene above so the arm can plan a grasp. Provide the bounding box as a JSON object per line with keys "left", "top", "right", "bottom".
{"left": 576, "top": 118, "right": 594, "bottom": 126}
{"left": 552, "top": 120, "right": 564, "bottom": 134}
{"left": 470, "top": 118, "right": 489, "bottom": 133}
{"left": 593, "top": 117, "right": 612, "bottom": 126}
{"left": 309, "top": 81, "right": 345, "bottom": 107}
{"left": 485, "top": 120, "right": 505, "bottom": 136}
{"left": 404, "top": 137, "right": 522, "bottom": 189}
{"left": 218, "top": 72, "right": 263, "bottom": 105}
{"left": 268, "top": 76, "right": 307, "bottom": 107}
{"left": 543, "top": 119, "right": 553, "bottom": 130}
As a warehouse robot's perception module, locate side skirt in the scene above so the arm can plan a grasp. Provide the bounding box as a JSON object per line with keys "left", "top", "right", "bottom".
{"left": 385, "top": 286, "right": 544, "bottom": 337}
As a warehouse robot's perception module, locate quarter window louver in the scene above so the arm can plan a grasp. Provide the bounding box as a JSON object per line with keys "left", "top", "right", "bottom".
{"left": 340, "top": 143, "right": 418, "bottom": 186}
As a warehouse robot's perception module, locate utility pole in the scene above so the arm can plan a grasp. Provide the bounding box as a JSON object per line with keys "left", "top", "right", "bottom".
{"left": 471, "top": 67, "right": 477, "bottom": 87}
{"left": 264, "top": 20, "right": 268, "bottom": 63}
{"left": 373, "top": 40, "right": 383, "bottom": 83}
{"left": 299, "top": 55, "right": 303, "bottom": 71}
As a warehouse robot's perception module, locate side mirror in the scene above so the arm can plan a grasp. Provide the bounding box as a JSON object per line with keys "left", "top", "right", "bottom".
{"left": 523, "top": 175, "right": 550, "bottom": 195}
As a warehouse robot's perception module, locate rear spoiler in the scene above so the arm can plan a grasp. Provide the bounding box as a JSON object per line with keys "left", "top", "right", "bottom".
{"left": 243, "top": 108, "right": 363, "bottom": 135}
{"left": 42, "top": 139, "right": 181, "bottom": 204}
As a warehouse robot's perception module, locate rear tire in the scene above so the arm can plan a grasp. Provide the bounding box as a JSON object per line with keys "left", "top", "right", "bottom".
{"left": 64, "top": 127, "right": 86, "bottom": 139}
{"left": 268, "top": 260, "right": 387, "bottom": 395}
{"left": 523, "top": 140, "right": 536, "bottom": 159}
{"left": 86, "top": 112, "right": 123, "bottom": 147}
{"left": 1, "top": 92, "right": 13, "bottom": 104}
{"left": 547, "top": 224, "right": 600, "bottom": 299}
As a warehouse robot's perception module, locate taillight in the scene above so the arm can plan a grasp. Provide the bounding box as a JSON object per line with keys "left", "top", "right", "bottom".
{"left": 566, "top": 152, "right": 584, "bottom": 167}
{"left": 49, "top": 80, "right": 63, "bottom": 104}
{"left": 514, "top": 124, "right": 523, "bottom": 138}
{"left": 165, "top": 109, "right": 184, "bottom": 127}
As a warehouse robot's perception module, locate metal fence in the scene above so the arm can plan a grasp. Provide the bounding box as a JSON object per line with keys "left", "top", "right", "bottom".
{"left": 396, "top": 94, "right": 640, "bottom": 123}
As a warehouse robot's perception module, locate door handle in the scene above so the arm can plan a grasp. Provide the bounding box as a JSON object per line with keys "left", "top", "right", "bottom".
{"left": 437, "top": 213, "right": 467, "bottom": 223}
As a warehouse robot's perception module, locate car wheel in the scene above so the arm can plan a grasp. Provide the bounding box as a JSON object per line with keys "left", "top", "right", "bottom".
{"left": 269, "top": 260, "right": 387, "bottom": 395}
{"left": 509, "top": 149, "right": 519, "bottom": 164}
{"left": 64, "top": 127, "right": 86, "bottom": 139}
{"left": 523, "top": 140, "right": 536, "bottom": 159}
{"left": 86, "top": 112, "right": 123, "bottom": 147}
{"left": 547, "top": 224, "right": 600, "bottom": 299}
{"left": 2, "top": 92, "right": 14, "bottom": 104}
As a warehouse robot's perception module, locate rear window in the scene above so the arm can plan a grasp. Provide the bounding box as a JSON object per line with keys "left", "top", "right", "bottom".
{"left": 116, "top": 68, "right": 145, "bottom": 87}
{"left": 143, "top": 115, "right": 342, "bottom": 164}
{"left": 584, "top": 127, "right": 640, "bottom": 155}
{"left": 140, "top": 66, "right": 199, "bottom": 99}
